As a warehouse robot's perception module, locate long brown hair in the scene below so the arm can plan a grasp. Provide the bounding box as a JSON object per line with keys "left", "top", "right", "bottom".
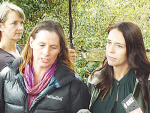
{"left": 19, "top": 19, "right": 75, "bottom": 75}
{"left": 91, "top": 21, "right": 150, "bottom": 107}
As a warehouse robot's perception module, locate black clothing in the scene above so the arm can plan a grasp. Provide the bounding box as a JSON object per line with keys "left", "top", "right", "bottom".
{"left": 0, "top": 58, "right": 90, "bottom": 113}
{"left": 111, "top": 101, "right": 117, "bottom": 113}
{"left": 0, "top": 44, "right": 22, "bottom": 71}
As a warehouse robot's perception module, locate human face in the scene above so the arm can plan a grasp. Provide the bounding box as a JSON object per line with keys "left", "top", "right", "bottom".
{"left": 30, "top": 30, "right": 61, "bottom": 70}
{"left": 0, "top": 11, "right": 24, "bottom": 42}
{"left": 106, "top": 28, "right": 128, "bottom": 68}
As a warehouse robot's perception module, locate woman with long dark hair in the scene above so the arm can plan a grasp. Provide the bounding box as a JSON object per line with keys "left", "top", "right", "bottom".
{"left": 87, "top": 21, "right": 150, "bottom": 113}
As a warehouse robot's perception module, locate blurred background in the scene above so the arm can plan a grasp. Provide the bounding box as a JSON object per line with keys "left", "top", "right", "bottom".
{"left": 4, "top": 0, "right": 150, "bottom": 81}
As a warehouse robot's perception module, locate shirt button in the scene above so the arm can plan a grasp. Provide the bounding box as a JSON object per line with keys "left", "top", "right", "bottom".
{"left": 117, "top": 82, "right": 119, "bottom": 85}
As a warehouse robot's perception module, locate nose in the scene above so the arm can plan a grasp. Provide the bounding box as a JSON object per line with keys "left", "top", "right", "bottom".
{"left": 108, "top": 44, "right": 115, "bottom": 53}
{"left": 43, "top": 46, "right": 50, "bottom": 56}
{"left": 17, "top": 24, "right": 23, "bottom": 30}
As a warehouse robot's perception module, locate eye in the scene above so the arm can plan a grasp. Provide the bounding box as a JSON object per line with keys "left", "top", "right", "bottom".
{"left": 12, "top": 22, "right": 16, "bottom": 25}
{"left": 107, "top": 40, "right": 111, "bottom": 44}
{"left": 38, "top": 42, "right": 45, "bottom": 47}
{"left": 21, "top": 21, "right": 24, "bottom": 25}
{"left": 117, "top": 44, "right": 123, "bottom": 48}
{"left": 40, "top": 44, "right": 44, "bottom": 47}
{"left": 51, "top": 46, "right": 56, "bottom": 49}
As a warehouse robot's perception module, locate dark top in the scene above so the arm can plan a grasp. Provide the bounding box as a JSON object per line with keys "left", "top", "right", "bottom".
{"left": 112, "top": 101, "right": 117, "bottom": 113}
{"left": 0, "top": 44, "right": 22, "bottom": 71}
{"left": 0, "top": 58, "right": 90, "bottom": 113}
{"left": 91, "top": 69, "right": 136, "bottom": 113}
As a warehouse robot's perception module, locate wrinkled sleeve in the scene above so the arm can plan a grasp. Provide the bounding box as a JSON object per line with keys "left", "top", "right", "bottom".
{"left": 87, "top": 78, "right": 96, "bottom": 96}
{"left": 70, "top": 78, "right": 90, "bottom": 113}
{"left": 0, "top": 73, "right": 5, "bottom": 113}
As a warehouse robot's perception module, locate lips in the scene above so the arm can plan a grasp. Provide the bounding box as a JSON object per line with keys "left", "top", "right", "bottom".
{"left": 41, "top": 58, "right": 49, "bottom": 63}
{"left": 16, "top": 33, "right": 22, "bottom": 35}
{"left": 107, "top": 55, "right": 116, "bottom": 61}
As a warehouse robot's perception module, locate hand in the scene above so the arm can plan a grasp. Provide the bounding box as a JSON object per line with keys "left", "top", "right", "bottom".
{"left": 69, "top": 49, "right": 76, "bottom": 63}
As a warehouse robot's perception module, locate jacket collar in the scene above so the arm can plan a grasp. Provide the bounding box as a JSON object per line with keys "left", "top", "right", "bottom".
{"left": 6, "top": 58, "right": 75, "bottom": 87}
{"left": 54, "top": 63, "right": 75, "bottom": 87}
{"left": 6, "top": 57, "right": 22, "bottom": 74}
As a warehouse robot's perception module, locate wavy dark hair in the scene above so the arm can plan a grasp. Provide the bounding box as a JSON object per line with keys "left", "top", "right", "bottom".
{"left": 91, "top": 21, "right": 150, "bottom": 107}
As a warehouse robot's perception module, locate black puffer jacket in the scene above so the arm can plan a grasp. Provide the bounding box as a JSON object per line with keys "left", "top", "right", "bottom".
{"left": 0, "top": 58, "right": 90, "bottom": 113}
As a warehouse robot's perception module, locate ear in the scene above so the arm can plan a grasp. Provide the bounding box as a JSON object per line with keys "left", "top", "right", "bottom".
{"left": 29, "top": 37, "right": 34, "bottom": 48}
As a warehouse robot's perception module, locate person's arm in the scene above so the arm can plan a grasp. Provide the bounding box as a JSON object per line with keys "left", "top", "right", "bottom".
{"left": 69, "top": 49, "right": 76, "bottom": 63}
{"left": 0, "top": 52, "right": 15, "bottom": 72}
{"left": 0, "top": 73, "right": 5, "bottom": 113}
{"left": 0, "top": 66, "right": 12, "bottom": 113}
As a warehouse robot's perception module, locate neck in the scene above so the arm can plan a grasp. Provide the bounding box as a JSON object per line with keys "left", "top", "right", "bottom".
{"left": 0, "top": 37, "right": 21, "bottom": 58}
{"left": 0, "top": 39, "right": 17, "bottom": 52}
{"left": 113, "top": 64, "right": 130, "bottom": 81}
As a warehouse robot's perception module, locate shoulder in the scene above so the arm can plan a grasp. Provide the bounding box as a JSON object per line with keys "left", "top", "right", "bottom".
{"left": 86, "top": 70, "right": 102, "bottom": 95}
{"left": 56, "top": 63, "right": 86, "bottom": 87}
{"left": 87, "top": 70, "right": 102, "bottom": 85}
{"left": 0, "top": 58, "right": 22, "bottom": 79}
{"left": 69, "top": 74, "right": 90, "bottom": 101}
{"left": 0, "top": 66, "right": 11, "bottom": 77}
{"left": 74, "top": 73, "right": 84, "bottom": 82}
{"left": 0, "top": 48, "right": 12, "bottom": 58}
{"left": 0, "top": 48, "right": 15, "bottom": 71}
{"left": 71, "top": 74, "right": 85, "bottom": 87}
{"left": 69, "top": 74, "right": 89, "bottom": 95}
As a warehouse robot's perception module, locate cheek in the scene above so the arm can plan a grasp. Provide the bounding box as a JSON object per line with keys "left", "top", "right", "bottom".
{"left": 106, "top": 47, "right": 109, "bottom": 55}
{"left": 118, "top": 51, "right": 127, "bottom": 61}
{"left": 33, "top": 48, "right": 41, "bottom": 56}
{"left": 51, "top": 51, "right": 60, "bottom": 58}
{"left": 106, "top": 45, "right": 110, "bottom": 52}
{"left": 122, "top": 50, "right": 127, "bottom": 56}
{"left": 53, "top": 52, "right": 59, "bottom": 57}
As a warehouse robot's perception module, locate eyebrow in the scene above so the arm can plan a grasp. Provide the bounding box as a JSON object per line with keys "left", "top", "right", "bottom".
{"left": 38, "top": 42, "right": 58, "bottom": 46}
{"left": 38, "top": 42, "right": 44, "bottom": 44}
{"left": 107, "top": 39, "right": 126, "bottom": 46}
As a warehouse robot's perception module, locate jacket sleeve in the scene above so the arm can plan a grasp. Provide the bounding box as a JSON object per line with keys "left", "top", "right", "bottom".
{"left": 69, "top": 75, "right": 90, "bottom": 113}
{"left": 0, "top": 66, "right": 12, "bottom": 113}
{"left": 87, "top": 79, "right": 96, "bottom": 96}
{"left": 0, "top": 73, "right": 5, "bottom": 113}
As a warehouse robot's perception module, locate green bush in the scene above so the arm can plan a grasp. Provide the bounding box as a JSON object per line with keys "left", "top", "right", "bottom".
{"left": 10, "top": 0, "right": 150, "bottom": 80}
{"left": 75, "top": 59, "right": 100, "bottom": 82}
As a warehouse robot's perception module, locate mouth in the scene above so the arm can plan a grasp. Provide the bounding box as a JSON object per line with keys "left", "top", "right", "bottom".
{"left": 16, "top": 33, "right": 22, "bottom": 35}
{"left": 41, "top": 58, "right": 49, "bottom": 63}
{"left": 107, "top": 56, "right": 116, "bottom": 61}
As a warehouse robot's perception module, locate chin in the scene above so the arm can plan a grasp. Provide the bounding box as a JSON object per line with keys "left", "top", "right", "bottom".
{"left": 108, "top": 62, "right": 115, "bottom": 66}
{"left": 14, "top": 37, "right": 21, "bottom": 41}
